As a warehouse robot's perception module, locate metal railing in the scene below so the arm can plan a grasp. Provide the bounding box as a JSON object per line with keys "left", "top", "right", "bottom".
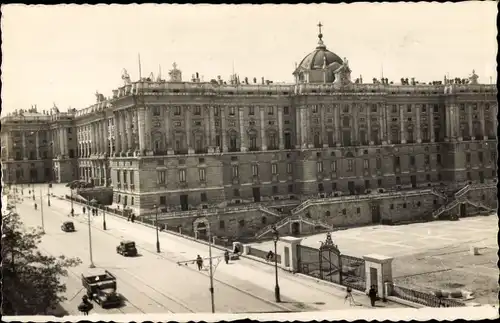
{"left": 254, "top": 216, "right": 294, "bottom": 239}
{"left": 391, "top": 284, "right": 466, "bottom": 307}
{"left": 454, "top": 185, "right": 471, "bottom": 199}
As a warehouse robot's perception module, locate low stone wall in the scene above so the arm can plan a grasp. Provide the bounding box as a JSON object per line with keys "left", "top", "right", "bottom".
{"left": 76, "top": 187, "right": 113, "bottom": 205}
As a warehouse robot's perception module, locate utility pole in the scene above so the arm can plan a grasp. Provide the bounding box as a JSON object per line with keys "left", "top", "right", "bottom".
{"left": 207, "top": 212, "right": 215, "bottom": 313}
{"left": 40, "top": 187, "right": 45, "bottom": 234}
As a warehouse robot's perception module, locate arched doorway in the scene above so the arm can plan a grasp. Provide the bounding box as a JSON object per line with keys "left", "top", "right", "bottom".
{"left": 193, "top": 218, "right": 209, "bottom": 241}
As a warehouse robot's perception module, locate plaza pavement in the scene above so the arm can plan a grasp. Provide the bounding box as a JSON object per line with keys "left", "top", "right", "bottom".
{"left": 12, "top": 184, "right": 404, "bottom": 314}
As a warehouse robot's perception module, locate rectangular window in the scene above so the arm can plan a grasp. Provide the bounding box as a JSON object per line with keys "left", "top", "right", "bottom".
{"left": 437, "top": 154, "right": 441, "bottom": 165}
{"left": 199, "top": 168, "right": 206, "bottom": 182}
{"left": 233, "top": 189, "right": 240, "bottom": 197}
{"left": 332, "top": 182, "right": 337, "bottom": 191}
{"left": 377, "top": 179, "right": 382, "bottom": 187}
{"left": 394, "top": 156, "right": 400, "bottom": 167}
{"left": 174, "top": 106, "right": 181, "bottom": 115}
{"left": 194, "top": 106, "right": 201, "bottom": 115}
{"left": 219, "top": 220, "right": 225, "bottom": 229}
{"left": 214, "top": 107, "right": 219, "bottom": 116}
{"left": 466, "top": 153, "right": 471, "bottom": 163}
{"left": 424, "top": 155, "right": 430, "bottom": 165}
{"left": 179, "top": 169, "right": 186, "bottom": 182}
{"left": 158, "top": 170, "right": 166, "bottom": 184}
{"left": 153, "top": 106, "right": 161, "bottom": 116}
{"left": 268, "top": 106, "right": 274, "bottom": 115}
{"left": 478, "top": 151, "right": 483, "bottom": 163}
{"left": 410, "top": 156, "right": 415, "bottom": 166}
{"left": 272, "top": 186, "right": 278, "bottom": 194}
{"left": 201, "top": 192, "right": 207, "bottom": 202}
{"left": 249, "top": 106, "right": 255, "bottom": 115}
{"left": 283, "top": 106, "right": 289, "bottom": 115}
{"left": 376, "top": 157, "right": 382, "bottom": 169}
{"left": 232, "top": 165, "right": 239, "bottom": 178}
{"left": 347, "top": 160, "right": 354, "bottom": 172}
{"left": 317, "top": 161, "right": 323, "bottom": 173}
{"left": 229, "top": 107, "right": 236, "bottom": 115}
{"left": 331, "top": 161, "right": 337, "bottom": 172}
{"left": 288, "top": 184, "right": 293, "bottom": 193}
{"left": 160, "top": 196, "right": 166, "bottom": 205}
{"left": 363, "top": 159, "right": 369, "bottom": 170}
{"left": 252, "top": 164, "right": 259, "bottom": 176}
{"left": 287, "top": 163, "right": 293, "bottom": 174}
{"left": 271, "top": 163, "right": 278, "bottom": 175}
{"left": 123, "top": 170, "right": 128, "bottom": 183}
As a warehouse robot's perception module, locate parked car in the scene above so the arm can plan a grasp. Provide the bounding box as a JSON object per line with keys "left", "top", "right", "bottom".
{"left": 116, "top": 240, "right": 138, "bottom": 257}
{"left": 61, "top": 221, "right": 75, "bottom": 232}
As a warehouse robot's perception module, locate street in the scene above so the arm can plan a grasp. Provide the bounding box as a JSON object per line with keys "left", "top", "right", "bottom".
{"left": 13, "top": 184, "right": 401, "bottom": 314}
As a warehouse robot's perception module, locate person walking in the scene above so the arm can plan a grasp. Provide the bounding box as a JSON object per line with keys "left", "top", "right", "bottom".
{"left": 344, "top": 286, "right": 356, "bottom": 306}
{"left": 196, "top": 255, "right": 203, "bottom": 271}
{"left": 224, "top": 250, "right": 230, "bottom": 264}
{"left": 83, "top": 206, "right": 86, "bottom": 214}
{"left": 368, "top": 285, "right": 378, "bottom": 307}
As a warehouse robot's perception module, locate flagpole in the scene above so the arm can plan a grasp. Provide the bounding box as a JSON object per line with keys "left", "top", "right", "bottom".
{"left": 138, "top": 53, "right": 142, "bottom": 80}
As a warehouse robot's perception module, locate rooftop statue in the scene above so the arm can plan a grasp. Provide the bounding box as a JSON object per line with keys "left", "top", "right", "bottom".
{"left": 52, "top": 103, "right": 60, "bottom": 114}
{"left": 95, "top": 91, "right": 105, "bottom": 103}
{"left": 469, "top": 69, "right": 479, "bottom": 85}
{"left": 122, "top": 69, "right": 131, "bottom": 85}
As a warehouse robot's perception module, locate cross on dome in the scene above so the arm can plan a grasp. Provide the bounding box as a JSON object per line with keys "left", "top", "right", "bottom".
{"left": 317, "top": 22, "right": 323, "bottom": 40}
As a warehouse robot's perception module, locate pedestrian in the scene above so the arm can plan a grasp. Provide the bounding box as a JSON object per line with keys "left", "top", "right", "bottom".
{"left": 131, "top": 214, "right": 135, "bottom": 223}
{"left": 368, "top": 285, "right": 377, "bottom": 307}
{"left": 34, "top": 203, "right": 38, "bottom": 210}
{"left": 71, "top": 208, "right": 75, "bottom": 217}
{"left": 83, "top": 206, "right": 86, "bottom": 214}
{"left": 224, "top": 250, "right": 230, "bottom": 264}
{"left": 196, "top": 255, "right": 203, "bottom": 271}
{"left": 266, "top": 250, "right": 274, "bottom": 262}
{"left": 344, "top": 286, "right": 356, "bottom": 306}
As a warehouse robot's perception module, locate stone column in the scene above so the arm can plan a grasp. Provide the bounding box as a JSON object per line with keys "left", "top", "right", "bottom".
{"left": 429, "top": 107, "right": 435, "bottom": 142}
{"left": 399, "top": 106, "right": 406, "bottom": 144}
{"left": 221, "top": 107, "right": 228, "bottom": 152}
{"left": 415, "top": 104, "right": 422, "bottom": 143}
{"left": 103, "top": 118, "right": 109, "bottom": 156}
{"left": 468, "top": 104, "right": 473, "bottom": 140}
{"left": 120, "top": 111, "right": 128, "bottom": 153}
{"left": 380, "top": 104, "right": 387, "bottom": 144}
{"left": 103, "top": 166, "right": 107, "bottom": 187}
{"left": 334, "top": 104, "right": 340, "bottom": 147}
{"left": 137, "top": 107, "right": 146, "bottom": 154}
{"left": 164, "top": 106, "right": 171, "bottom": 152}
{"left": 22, "top": 132, "right": 27, "bottom": 159}
{"left": 352, "top": 105, "right": 358, "bottom": 144}
{"left": 239, "top": 107, "right": 247, "bottom": 152}
{"left": 127, "top": 110, "right": 134, "bottom": 153}
{"left": 479, "top": 104, "right": 486, "bottom": 139}
{"left": 185, "top": 106, "right": 192, "bottom": 153}
{"left": 306, "top": 107, "right": 312, "bottom": 148}
{"left": 278, "top": 106, "right": 285, "bottom": 149}
{"left": 60, "top": 128, "right": 66, "bottom": 157}
{"left": 295, "top": 105, "right": 301, "bottom": 149}
{"left": 367, "top": 106, "right": 373, "bottom": 145}
{"left": 300, "top": 107, "right": 308, "bottom": 148}
{"left": 113, "top": 112, "right": 120, "bottom": 155}
{"left": 209, "top": 106, "right": 216, "bottom": 151}
{"left": 204, "top": 106, "right": 211, "bottom": 147}
{"left": 35, "top": 132, "right": 40, "bottom": 159}
{"left": 144, "top": 106, "right": 152, "bottom": 153}
{"left": 96, "top": 122, "right": 102, "bottom": 155}
{"left": 260, "top": 107, "right": 267, "bottom": 151}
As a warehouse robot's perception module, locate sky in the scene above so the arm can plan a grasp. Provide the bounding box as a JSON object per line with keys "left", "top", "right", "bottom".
{"left": 1, "top": 3, "right": 497, "bottom": 114}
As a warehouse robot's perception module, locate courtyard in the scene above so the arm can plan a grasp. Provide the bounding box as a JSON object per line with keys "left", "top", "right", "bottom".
{"left": 251, "top": 215, "right": 498, "bottom": 304}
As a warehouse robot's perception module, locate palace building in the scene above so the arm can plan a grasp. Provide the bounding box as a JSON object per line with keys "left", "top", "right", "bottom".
{"left": 2, "top": 26, "right": 497, "bottom": 239}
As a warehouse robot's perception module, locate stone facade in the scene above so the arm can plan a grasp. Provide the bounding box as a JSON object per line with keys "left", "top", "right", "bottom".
{"left": 2, "top": 28, "right": 497, "bottom": 240}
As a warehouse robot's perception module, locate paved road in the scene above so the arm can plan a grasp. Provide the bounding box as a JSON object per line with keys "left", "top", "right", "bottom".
{"left": 12, "top": 184, "right": 402, "bottom": 314}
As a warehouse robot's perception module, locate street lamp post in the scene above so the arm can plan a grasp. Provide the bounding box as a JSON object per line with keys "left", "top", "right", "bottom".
{"left": 87, "top": 198, "right": 97, "bottom": 268}
{"left": 272, "top": 226, "right": 281, "bottom": 302}
{"left": 47, "top": 183, "right": 51, "bottom": 206}
{"left": 206, "top": 213, "right": 215, "bottom": 313}
{"left": 39, "top": 187, "right": 45, "bottom": 234}
{"left": 101, "top": 204, "right": 107, "bottom": 230}
{"left": 153, "top": 204, "right": 160, "bottom": 253}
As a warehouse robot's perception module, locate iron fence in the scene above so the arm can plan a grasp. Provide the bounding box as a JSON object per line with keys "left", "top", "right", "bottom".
{"left": 392, "top": 284, "right": 466, "bottom": 307}
{"left": 340, "top": 254, "right": 366, "bottom": 291}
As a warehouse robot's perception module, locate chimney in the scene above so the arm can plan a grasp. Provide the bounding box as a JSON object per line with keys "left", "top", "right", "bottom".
{"left": 261, "top": 77, "right": 265, "bottom": 85}
{"left": 196, "top": 72, "right": 199, "bottom": 80}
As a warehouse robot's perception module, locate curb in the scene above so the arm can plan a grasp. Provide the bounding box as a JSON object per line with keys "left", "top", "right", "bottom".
{"left": 61, "top": 196, "right": 421, "bottom": 310}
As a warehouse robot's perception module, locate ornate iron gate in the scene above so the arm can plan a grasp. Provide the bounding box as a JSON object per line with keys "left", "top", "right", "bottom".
{"left": 297, "top": 232, "right": 342, "bottom": 284}
{"left": 297, "top": 232, "right": 366, "bottom": 291}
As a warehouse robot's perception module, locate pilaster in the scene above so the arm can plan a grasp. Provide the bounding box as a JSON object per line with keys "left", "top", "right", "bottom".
{"left": 22, "top": 132, "right": 27, "bottom": 160}
{"left": 468, "top": 105, "right": 473, "bottom": 140}
{"left": 260, "top": 107, "right": 267, "bottom": 151}
{"left": 429, "top": 107, "right": 435, "bottom": 142}
{"left": 127, "top": 110, "right": 134, "bottom": 153}
{"left": 221, "top": 106, "right": 228, "bottom": 152}
{"left": 239, "top": 106, "right": 247, "bottom": 152}
{"left": 35, "top": 132, "right": 40, "bottom": 159}
{"left": 278, "top": 106, "right": 285, "bottom": 149}
{"left": 415, "top": 104, "right": 422, "bottom": 143}
{"left": 137, "top": 108, "right": 146, "bottom": 154}
{"left": 399, "top": 106, "right": 406, "bottom": 144}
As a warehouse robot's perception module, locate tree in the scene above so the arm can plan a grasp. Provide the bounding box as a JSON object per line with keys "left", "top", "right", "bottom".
{"left": 1, "top": 211, "right": 82, "bottom": 315}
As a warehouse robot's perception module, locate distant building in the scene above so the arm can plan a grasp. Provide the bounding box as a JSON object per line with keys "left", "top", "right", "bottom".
{"left": 2, "top": 26, "right": 497, "bottom": 239}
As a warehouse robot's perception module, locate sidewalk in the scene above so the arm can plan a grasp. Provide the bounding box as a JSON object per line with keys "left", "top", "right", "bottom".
{"left": 47, "top": 195, "right": 405, "bottom": 311}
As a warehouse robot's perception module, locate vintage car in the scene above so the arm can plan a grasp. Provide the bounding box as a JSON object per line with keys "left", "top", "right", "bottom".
{"left": 61, "top": 221, "right": 75, "bottom": 232}
{"left": 116, "top": 240, "right": 138, "bottom": 257}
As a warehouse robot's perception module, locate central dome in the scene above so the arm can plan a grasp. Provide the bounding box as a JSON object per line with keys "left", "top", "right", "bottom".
{"left": 298, "top": 41, "right": 343, "bottom": 70}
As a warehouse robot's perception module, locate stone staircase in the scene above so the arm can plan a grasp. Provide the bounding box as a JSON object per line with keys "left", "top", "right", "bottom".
{"left": 454, "top": 185, "right": 471, "bottom": 199}
{"left": 257, "top": 205, "right": 283, "bottom": 218}
{"left": 432, "top": 199, "right": 461, "bottom": 220}
{"left": 430, "top": 189, "right": 448, "bottom": 201}
{"left": 298, "top": 216, "right": 334, "bottom": 231}
{"left": 254, "top": 215, "right": 297, "bottom": 239}
{"left": 464, "top": 199, "right": 495, "bottom": 212}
